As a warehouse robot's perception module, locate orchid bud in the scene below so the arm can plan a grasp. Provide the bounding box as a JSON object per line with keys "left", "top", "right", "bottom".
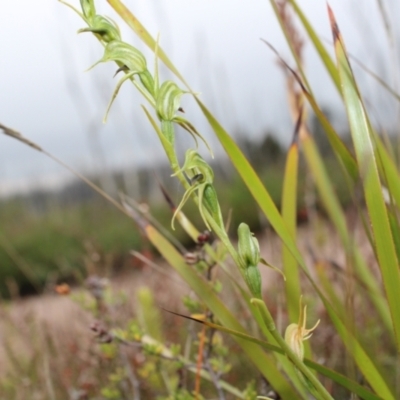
{"left": 244, "top": 264, "right": 262, "bottom": 299}
{"left": 87, "top": 40, "right": 155, "bottom": 99}
{"left": 203, "top": 183, "right": 225, "bottom": 231}
{"left": 171, "top": 150, "right": 224, "bottom": 232}
{"left": 79, "top": 15, "right": 120, "bottom": 43}
{"left": 156, "top": 81, "right": 184, "bottom": 121}
{"left": 90, "top": 40, "right": 147, "bottom": 74}
{"left": 237, "top": 223, "right": 260, "bottom": 268}
{"left": 237, "top": 223, "right": 262, "bottom": 298}
{"left": 174, "top": 150, "right": 214, "bottom": 180}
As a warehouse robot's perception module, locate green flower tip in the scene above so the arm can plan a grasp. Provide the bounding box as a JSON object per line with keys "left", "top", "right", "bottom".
{"left": 80, "top": 0, "right": 96, "bottom": 22}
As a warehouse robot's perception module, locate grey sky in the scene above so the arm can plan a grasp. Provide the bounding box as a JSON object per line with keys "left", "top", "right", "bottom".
{"left": 0, "top": 0, "right": 398, "bottom": 195}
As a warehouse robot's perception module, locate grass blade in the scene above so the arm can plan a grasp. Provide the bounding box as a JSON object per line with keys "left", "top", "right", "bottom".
{"left": 281, "top": 115, "right": 302, "bottom": 322}
{"left": 330, "top": 4, "right": 400, "bottom": 351}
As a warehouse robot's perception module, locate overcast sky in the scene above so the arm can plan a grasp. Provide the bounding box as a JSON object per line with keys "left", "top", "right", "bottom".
{"left": 0, "top": 0, "right": 398, "bottom": 195}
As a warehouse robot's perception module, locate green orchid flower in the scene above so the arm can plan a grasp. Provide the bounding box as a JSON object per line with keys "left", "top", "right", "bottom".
{"left": 171, "top": 150, "right": 223, "bottom": 231}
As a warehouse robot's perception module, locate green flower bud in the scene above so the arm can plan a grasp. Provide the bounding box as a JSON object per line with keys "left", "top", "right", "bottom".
{"left": 93, "top": 40, "right": 147, "bottom": 74}
{"left": 237, "top": 223, "right": 260, "bottom": 268}
{"left": 156, "top": 81, "right": 183, "bottom": 121}
{"left": 138, "top": 70, "right": 155, "bottom": 97}
{"left": 86, "top": 40, "right": 154, "bottom": 123}
{"left": 156, "top": 84, "right": 211, "bottom": 151}
{"left": 79, "top": 15, "right": 120, "bottom": 43}
{"left": 203, "top": 183, "right": 224, "bottom": 231}
{"left": 237, "top": 223, "right": 262, "bottom": 298}
{"left": 171, "top": 150, "right": 224, "bottom": 232}
{"left": 102, "top": 40, "right": 147, "bottom": 73}
{"left": 175, "top": 149, "right": 214, "bottom": 182}
{"left": 245, "top": 265, "right": 262, "bottom": 299}
{"left": 80, "top": 0, "right": 96, "bottom": 22}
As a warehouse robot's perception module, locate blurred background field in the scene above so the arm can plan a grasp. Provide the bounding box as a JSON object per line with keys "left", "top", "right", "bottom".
{"left": 0, "top": 124, "right": 350, "bottom": 298}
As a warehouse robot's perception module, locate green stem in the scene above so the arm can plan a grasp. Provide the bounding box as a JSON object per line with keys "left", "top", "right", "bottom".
{"left": 251, "top": 298, "right": 334, "bottom": 400}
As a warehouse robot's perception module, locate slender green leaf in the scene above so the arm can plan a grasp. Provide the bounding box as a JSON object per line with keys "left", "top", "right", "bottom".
{"left": 282, "top": 138, "right": 301, "bottom": 321}
{"left": 375, "top": 137, "right": 400, "bottom": 212}
{"left": 330, "top": 5, "right": 400, "bottom": 352}
{"left": 302, "top": 133, "right": 389, "bottom": 333}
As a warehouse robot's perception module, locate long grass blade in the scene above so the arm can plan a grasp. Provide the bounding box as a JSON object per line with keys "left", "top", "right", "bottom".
{"left": 281, "top": 114, "right": 302, "bottom": 322}
{"left": 329, "top": 5, "right": 400, "bottom": 352}
{"left": 261, "top": 32, "right": 391, "bottom": 334}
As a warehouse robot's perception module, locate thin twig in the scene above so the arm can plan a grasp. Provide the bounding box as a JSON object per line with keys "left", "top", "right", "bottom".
{"left": 203, "top": 324, "right": 226, "bottom": 400}
{"left": 194, "top": 323, "right": 206, "bottom": 399}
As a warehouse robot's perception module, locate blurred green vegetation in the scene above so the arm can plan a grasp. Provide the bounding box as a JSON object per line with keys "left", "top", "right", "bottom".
{"left": 0, "top": 199, "right": 142, "bottom": 297}
{"left": 0, "top": 132, "right": 351, "bottom": 298}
